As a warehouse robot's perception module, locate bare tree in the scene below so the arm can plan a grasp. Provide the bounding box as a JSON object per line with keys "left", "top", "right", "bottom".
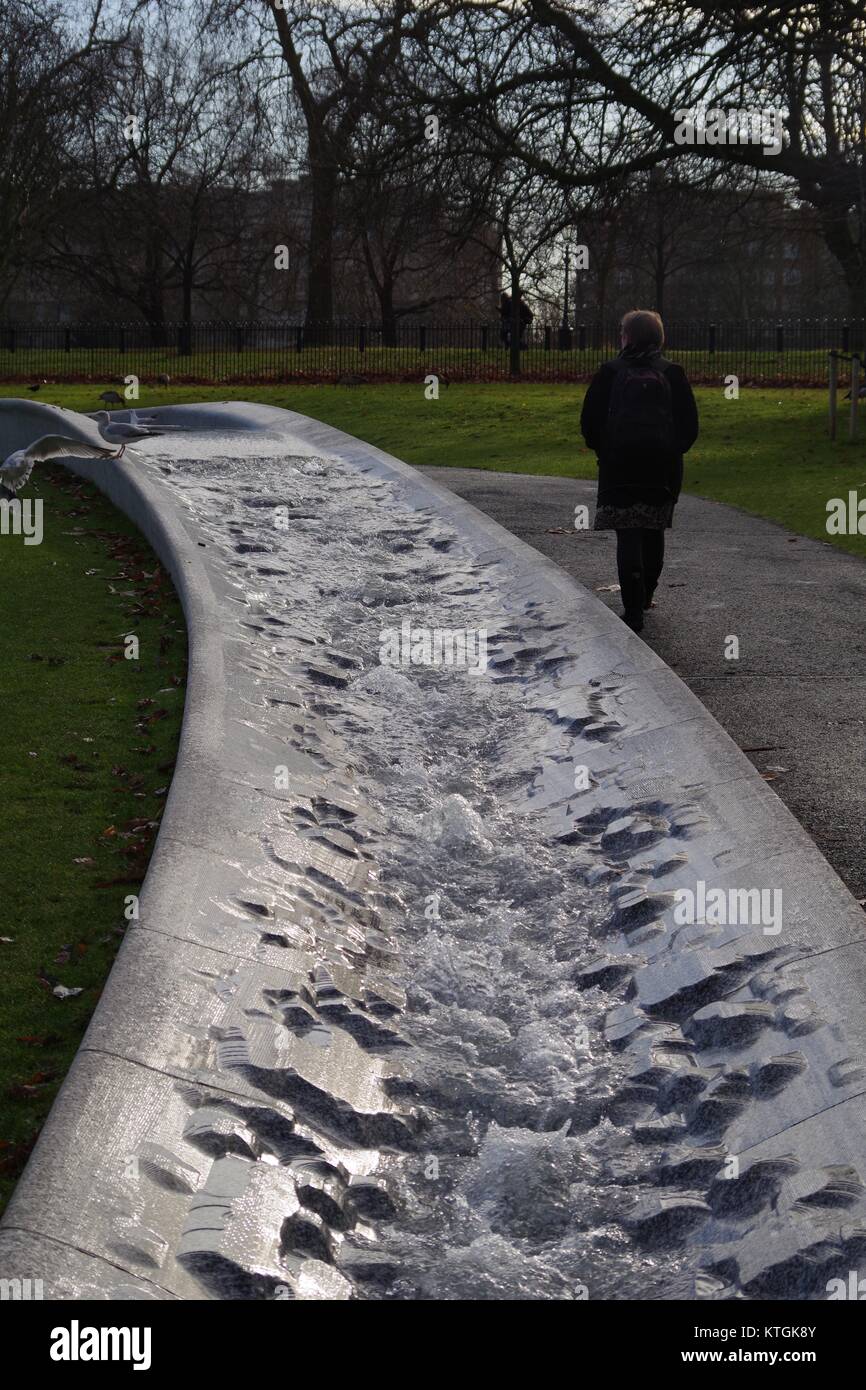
{"left": 46, "top": 13, "right": 270, "bottom": 332}
{"left": 517, "top": 0, "right": 866, "bottom": 320}
{"left": 0, "top": 0, "right": 124, "bottom": 310}
{"left": 253, "top": 0, "right": 435, "bottom": 335}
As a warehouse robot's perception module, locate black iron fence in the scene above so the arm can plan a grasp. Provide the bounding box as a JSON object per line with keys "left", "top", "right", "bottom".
{"left": 0, "top": 318, "right": 862, "bottom": 385}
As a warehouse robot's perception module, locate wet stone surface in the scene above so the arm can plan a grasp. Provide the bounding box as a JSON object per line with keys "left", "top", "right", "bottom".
{"left": 5, "top": 409, "right": 866, "bottom": 1302}
{"left": 131, "top": 441, "right": 866, "bottom": 1302}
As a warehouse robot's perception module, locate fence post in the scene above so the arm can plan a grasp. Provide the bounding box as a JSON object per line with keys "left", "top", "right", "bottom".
{"left": 708, "top": 322, "right": 716, "bottom": 356}
{"left": 578, "top": 323, "right": 586, "bottom": 351}
{"left": 359, "top": 322, "right": 366, "bottom": 354}
{"left": 776, "top": 323, "right": 783, "bottom": 357}
{"left": 235, "top": 326, "right": 244, "bottom": 354}
{"left": 296, "top": 326, "right": 304, "bottom": 353}
{"left": 850, "top": 355, "right": 860, "bottom": 441}
{"left": 843, "top": 323, "right": 850, "bottom": 354}
{"left": 419, "top": 325, "right": 427, "bottom": 354}
{"left": 544, "top": 326, "right": 551, "bottom": 352}
{"left": 481, "top": 324, "right": 488, "bottom": 353}
{"left": 829, "top": 352, "right": 838, "bottom": 440}
{"left": 119, "top": 326, "right": 125, "bottom": 354}
{"left": 7, "top": 327, "right": 14, "bottom": 354}
{"left": 64, "top": 328, "right": 71, "bottom": 354}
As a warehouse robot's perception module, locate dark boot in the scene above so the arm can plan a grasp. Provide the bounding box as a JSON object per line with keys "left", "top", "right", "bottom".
{"left": 623, "top": 609, "right": 644, "bottom": 633}
{"left": 622, "top": 565, "right": 645, "bottom": 631}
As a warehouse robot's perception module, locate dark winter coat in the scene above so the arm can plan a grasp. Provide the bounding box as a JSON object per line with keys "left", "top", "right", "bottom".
{"left": 580, "top": 347, "right": 699, "bottom": 517}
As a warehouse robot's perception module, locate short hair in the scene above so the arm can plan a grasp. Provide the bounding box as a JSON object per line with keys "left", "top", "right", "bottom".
{"left": 621, "top": 309, "right": 664, "bottom": 350}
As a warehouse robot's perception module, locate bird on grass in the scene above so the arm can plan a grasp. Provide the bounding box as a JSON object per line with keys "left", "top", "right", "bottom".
{"left": 156, "top": 373, "right": 171, "bottom": 386}
{"left": 88, "top": 410, "right": 163, "bottom": 455}
{"left": 844, "top": 383, "right": 866, "bottom": 400}
{"left": 98, "top": 389, "right": 125, "bottom": 406}
{"left": 27, "top": 380, "right": 47, "bottom": 392}
{"left": 0, "top": 435, "right": 121, "bottom": 499}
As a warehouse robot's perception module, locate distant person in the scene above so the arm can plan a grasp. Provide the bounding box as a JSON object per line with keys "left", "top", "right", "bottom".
{"left": 518, "top": 295, "right": 533, "bottom": 348}
{"left": 500, "top": 292, "right": 534, "bottom": 349}
{"left": 580, "top": 309, "right": 698, "bottom": 633}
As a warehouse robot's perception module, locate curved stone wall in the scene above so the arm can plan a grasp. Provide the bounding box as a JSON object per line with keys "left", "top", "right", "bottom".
{"left": 1, "top": 399, "right": 865, "bottom": 1301}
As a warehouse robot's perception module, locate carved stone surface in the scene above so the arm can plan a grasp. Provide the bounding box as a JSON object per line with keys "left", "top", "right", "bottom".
{"left": 2, "top": 398, "right": 866, "bottom": 1301}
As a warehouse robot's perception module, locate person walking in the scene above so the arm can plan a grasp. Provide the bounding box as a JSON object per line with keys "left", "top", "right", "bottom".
{"left": 580, "top": 310, "right": 698, "bottom": 633}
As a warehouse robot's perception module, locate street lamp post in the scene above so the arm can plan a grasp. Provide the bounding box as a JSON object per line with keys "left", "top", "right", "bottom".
{"left": 559, "top": 241, "right": 573, "bottom": 350}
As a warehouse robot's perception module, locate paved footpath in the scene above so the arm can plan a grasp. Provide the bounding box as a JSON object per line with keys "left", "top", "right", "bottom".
{"left": 423, "top": 468, "right": 866, "bottom": 901}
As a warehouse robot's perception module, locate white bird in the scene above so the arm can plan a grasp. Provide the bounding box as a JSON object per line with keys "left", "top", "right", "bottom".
{"left": 88, "top": 410, "right": 164, "bottom": 455}
{"left": 0, "top": 435, "right": 121, "bottom": 498}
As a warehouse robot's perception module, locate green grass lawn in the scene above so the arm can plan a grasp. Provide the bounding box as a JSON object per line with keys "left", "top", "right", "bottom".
{"left": 0, "top": 464, "right": 186, "bottom": 1213}
{"left": 5, "top": 380, "right": 865, "bottom": 556}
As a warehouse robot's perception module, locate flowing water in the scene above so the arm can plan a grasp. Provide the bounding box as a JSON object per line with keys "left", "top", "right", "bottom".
{"left": 156, "top": 439, "right": 698, "bottom": 1300}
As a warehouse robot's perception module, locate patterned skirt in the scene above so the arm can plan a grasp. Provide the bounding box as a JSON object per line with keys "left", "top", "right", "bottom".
{"left": 593, "top": 498, "right": 675, "bottom": 531}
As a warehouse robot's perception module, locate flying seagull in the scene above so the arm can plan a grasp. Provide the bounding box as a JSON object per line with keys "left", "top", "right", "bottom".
{"left": 0, "top": 435, "right": 121, "bottom": 499}
{"left": 88, "top": 410, "right": 164, "bottom": 455}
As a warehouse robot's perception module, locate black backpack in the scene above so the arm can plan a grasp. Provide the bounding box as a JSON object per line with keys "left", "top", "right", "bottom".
{"left": 606, "top": 358, "right": 676, "bottom": 456}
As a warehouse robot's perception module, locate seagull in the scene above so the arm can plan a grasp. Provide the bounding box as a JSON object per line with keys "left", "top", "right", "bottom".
{"left": 88, "top": 410, "right": 164, "bottom": 455}
{"left": 0, "top": 435, "right": 121, "bottom": 498}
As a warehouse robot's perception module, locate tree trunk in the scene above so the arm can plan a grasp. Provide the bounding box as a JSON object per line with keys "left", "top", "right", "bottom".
{"left": 654, "top": 240, "right": 666, "bottom": 316}
{"left": 509, "top": 271, "right": 522, "bottom": 378}
{"left": 305, "top": 151, "right": 337, "bottom": 343}
{"left": 814, "top": 196, "right": 866, "bottom": 330}
{"left": 381, "top": 306, "right": 398, "bottom": 349}
{"left": 144, "top": 224, "right": 167, "bottom": 345}
{"left": 182, "top": 257, "right": 194, "bottom": 325}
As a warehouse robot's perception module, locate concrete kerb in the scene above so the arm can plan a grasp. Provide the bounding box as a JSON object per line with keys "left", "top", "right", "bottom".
{"left": 1, "top": 399, "right": 865, "bottom": 1302}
